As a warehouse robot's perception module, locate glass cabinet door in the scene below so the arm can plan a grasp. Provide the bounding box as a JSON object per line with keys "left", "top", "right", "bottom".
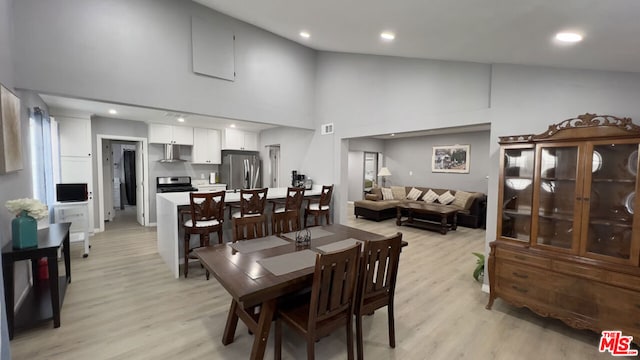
{"left": 535, "top": 145, "right": 580, "bottom": 250}
{"left": 582, "top": 142, "right": 639, "bottom": 261}
{"left": 500, "top": 147, "right": 535, "bottom": 241}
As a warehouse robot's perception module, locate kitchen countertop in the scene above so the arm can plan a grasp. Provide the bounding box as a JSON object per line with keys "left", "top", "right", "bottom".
{"left": 157, "top": 186, "right": 321, "bottom": 206}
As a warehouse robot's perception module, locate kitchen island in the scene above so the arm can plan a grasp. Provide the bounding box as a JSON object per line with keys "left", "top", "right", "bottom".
{"left": 156, "top": 186, "right": 322, "bottom": 278}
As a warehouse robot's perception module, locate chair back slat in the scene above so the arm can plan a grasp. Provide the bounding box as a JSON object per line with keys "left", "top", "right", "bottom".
{"left": 240, "top": 188, "right": 268, "bottom": 216}
{"left": 309, "top": 243, "right": 361, "bottom": 326}
{"left": 189, "top": 191, "right": 225, "bottom": 226}
{"left": 271, "top": 210, "right": 300, "bottom": 235}
{"left": 359, "top": 233, "right": 402, "bottom": 307}
{"left": 285, "top": 187, "right": 305, "bottom": 211}
{"left": 232, "top": 214, "right": 267, "bottom": 242}
{"left": 319, "top": 185, "right": 334, "bottom": 207}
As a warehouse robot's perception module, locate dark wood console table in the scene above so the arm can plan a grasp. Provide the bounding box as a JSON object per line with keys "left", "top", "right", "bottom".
{"left": 2, "top": 223, "right": 71, "bottom": 339}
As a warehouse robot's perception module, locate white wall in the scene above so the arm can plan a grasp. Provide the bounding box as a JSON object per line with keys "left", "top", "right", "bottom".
{"left": 384, "top": 131, "right": 490, "bottom": 193}
{"left": 347, "top": 151, "right": 364, "bottom": 202}
{"left": 12, "top": 0, "right": 317, "bottom": 129}
{"left": 259, "top": 127, "right": 315, "bottom": 188}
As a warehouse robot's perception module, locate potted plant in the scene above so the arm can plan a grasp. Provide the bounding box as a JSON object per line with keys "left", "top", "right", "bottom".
{"left": 472, "top": 252, "right": 485, "bottom": 282}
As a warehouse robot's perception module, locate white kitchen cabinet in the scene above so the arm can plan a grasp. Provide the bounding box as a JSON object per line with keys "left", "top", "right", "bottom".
{"left": 192, "top": 128, "right": 221, "bottom": 164}
{"left": 222, "top": 128, "right": 258, "bottom": 151}
{"left": 148, "top": 124, "right": 194, "bottom": 145}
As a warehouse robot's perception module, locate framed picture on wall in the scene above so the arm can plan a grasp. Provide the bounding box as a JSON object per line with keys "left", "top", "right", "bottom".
{"left": 0, "top": 84, "right": 23, "bottom": 174}
{"left": 432, "top": 144, "right": 470, "bottom": 173}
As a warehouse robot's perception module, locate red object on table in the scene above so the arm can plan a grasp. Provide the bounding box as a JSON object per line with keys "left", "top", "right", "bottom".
{"left": 38, "top": 258, "right": 49, "bottom": 280}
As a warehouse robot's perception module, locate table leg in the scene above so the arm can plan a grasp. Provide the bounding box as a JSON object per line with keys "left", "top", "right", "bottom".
{"left": 451, "top": 213, "right": 458, "bottom": 231}
{"left": 3, "top": 259, "right": 14, "bottom": 340}
{"left": 395, "top": 207, "right": 402, "bottom": 226}
{"left": 48, "top": 254, "right": 61, "bottom": 328}
{"left": 63, "top": 232, "right": 71, "bottom": 283}
{"left": 249, "top": 299, "right": 276, "bottom": 360}
{"left": 440, "top": 214, "right": 448, "bottom": 235}
{"left": 223, "top": 299, "right": 240, "bottom": 345}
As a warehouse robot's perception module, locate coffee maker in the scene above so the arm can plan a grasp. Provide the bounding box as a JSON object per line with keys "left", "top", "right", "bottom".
{"left": 291, "top": 170, "right": 305, "bottom": 187}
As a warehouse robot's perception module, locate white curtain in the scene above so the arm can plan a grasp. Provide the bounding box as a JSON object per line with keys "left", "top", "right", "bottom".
{"left": 29, "top": 108, "right": 59, "bottom": 221}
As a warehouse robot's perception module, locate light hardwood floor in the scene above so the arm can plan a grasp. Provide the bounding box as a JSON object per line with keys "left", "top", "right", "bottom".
{"left": 10, "top": 205, "right": 613, "bottom": 359}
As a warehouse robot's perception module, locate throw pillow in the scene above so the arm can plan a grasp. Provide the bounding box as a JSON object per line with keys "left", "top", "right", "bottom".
{"left": 365, "top": 194, "right": 380, "bottom": 201}
{"left": 391, "top": 186, "right": 406, "bottom": 200}
{"left": 381, "top": 188, "right": 394, "bottom": 200}
{"left": 406, "top": 187, "right": 423, "bottom": 201}
{"left": 451, "top": 190, "right": 472, "bottom": 209}
{"left": 422, "top": 189, "right": 438, "bottom": 203}
{"left": 438, "top": 190, "right": 456, "bottom": 205}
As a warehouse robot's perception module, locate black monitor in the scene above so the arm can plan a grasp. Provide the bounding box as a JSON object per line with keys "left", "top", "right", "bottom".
{"left": 55, "top": 183, "right": 88, "bottom": 202}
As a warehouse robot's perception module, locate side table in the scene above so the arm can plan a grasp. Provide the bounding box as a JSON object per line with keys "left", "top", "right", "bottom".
{"left": 2, "top": 223, "right": 71, "bottom": 339}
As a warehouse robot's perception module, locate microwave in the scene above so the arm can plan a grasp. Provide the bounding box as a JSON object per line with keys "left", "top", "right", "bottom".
{"left": 56, "top": 183, "right": 88, "bottom": 202}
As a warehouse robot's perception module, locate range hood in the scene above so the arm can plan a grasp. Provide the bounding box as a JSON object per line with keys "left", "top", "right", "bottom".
{"left": 158, "top": 144, "right": 186, "bottom": 163}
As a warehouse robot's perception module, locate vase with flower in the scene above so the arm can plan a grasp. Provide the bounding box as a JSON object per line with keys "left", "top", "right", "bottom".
{"left": 6, "top": 198, "right": 48, "bottom": 249}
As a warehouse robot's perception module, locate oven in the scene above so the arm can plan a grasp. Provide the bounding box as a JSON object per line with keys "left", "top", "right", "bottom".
{"left": 156, "top": 176, "right": 198, "bottom": 193}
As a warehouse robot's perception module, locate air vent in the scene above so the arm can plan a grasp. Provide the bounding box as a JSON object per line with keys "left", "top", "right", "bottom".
{"left": 321, "top": 123, "right": 334, "bottom": 135}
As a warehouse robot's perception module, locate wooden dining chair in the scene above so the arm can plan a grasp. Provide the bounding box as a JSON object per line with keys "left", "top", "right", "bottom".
{"left": 182, "top": 191, "right": 225, "bottom": 279}
{"left": 274, "top": 243, "right": 361, "bottom": 360}
{"left": 354, "top": 232, "right": 403, "bottom": 360}
{"left": 304, "top": 184, "right": 334, "bottom": 227}
{"left": 271, "top": 209, "right": 300, "bottom": 235}
{"left": 270, "top": 187, "right": 305, "bottom": 215}
{"left": 229, "top": 188, "right": 268, "bottom": 219}
{"left": 232, "top": 213, "right": 268, "bottom": 242}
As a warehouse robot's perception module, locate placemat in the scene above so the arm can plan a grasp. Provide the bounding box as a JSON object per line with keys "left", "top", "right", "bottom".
{"left": 257, "top": 249, "right": 318, "bottom": 276}
{"left": 228, "top": 236, "right": 290, "bottom": 253}
{"left": 282, "top": 227, "right": 334, "bottom": 241}
{"left": 315, "top": 238, "right": 362, "bottom": 254}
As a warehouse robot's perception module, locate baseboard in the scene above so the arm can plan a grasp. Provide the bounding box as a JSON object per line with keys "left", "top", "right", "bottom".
{"left": 148, "top": 222, "right": 157, "bottom": 227}
{"left": 481, "top": 283, "right": 490, "bottom": 293}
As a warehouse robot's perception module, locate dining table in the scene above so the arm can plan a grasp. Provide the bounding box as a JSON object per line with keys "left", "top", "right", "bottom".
{"left": 195, "top": 223, "right": 404, "bottom": 360}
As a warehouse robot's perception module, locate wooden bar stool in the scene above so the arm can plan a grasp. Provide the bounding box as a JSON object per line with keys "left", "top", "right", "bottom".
{"left": 304, "top": 185, "right": 334, "bottom": 227}
{"left": 228, "top": 188, "right": 268, "bottom": 219}
{"left": 183, "top": 191, "right": 225, "bottom": 278}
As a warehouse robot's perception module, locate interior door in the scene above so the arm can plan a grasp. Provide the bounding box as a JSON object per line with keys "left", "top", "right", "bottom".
{"left": 136, "top": 141, "right": 144, "bottom": 226}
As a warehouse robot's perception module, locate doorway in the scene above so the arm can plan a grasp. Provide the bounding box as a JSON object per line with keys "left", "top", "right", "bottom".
{"left": 267, "top": 145, "right": 280, "bottom": 188}
{"left": 97, "top": 134, "right": 150, "bottom": 232}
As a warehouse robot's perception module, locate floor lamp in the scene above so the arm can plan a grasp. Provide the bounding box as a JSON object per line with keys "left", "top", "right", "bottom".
{"left": 378, "top": 167, "right": 392, "bottom": 187}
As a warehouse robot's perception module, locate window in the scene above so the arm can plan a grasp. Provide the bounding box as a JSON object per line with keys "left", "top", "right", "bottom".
{"left": 29, "top": 108, "right": 59, "bottom": 219}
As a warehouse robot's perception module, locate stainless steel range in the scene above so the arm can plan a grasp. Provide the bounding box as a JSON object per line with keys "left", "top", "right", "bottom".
{"left": 156, "top": 176, "right": 198, "bottom": 193}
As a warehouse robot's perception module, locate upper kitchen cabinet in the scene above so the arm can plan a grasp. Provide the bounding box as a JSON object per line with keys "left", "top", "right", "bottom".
{"left": 192, "top": 128, "right": 222, "bottom": 164}
{"left": 58, "top": 116, "right": 91, "bottom": 157}
{"left": 222, "top": 128, "right": 258, "bottom": 151}
{"left": 148, "top": 124, "right": 194, "bottom": 145}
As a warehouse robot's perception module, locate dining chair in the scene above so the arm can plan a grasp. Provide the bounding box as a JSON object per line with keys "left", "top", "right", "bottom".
{"left": 229, "top": 188, "right": 268, "bottom": 219}
{"left": 270, "top": 187, "right": 305, "bottom": 215}
{"left": 182, "top": 191, "right": 225, "bottom": 279}
{"left": 271, "top": 209, "right": 300, "bottom": 235}
{"left": 232, "top": 213, "right": 268, "bottom": 242}
{"left": 274, "top": 242, "right": 361, "bottom": 360}
{"left": 304, "top": 184, "right": 334, "bottom": 227}
{"left": 354, "top": 232, "right": 403, "bottom": 360}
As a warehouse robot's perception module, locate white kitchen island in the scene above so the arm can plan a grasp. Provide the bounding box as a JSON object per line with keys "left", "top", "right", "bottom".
{"left": 156, "top": 186, "right": 323, "bottom": 278}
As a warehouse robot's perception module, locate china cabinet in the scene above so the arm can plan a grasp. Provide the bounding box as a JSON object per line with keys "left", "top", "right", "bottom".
{"left": 488, "top": 114, "right": 640, "bottom": 343}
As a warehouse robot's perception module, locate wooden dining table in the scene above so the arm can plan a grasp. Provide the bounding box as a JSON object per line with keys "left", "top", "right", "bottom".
{"left": 195, "top": 224, "right": 400, "bottom": 360}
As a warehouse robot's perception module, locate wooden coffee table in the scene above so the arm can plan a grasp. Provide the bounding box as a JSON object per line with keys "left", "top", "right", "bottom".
{"left": 396, "top": 203, "right": 458, "bottom": 234}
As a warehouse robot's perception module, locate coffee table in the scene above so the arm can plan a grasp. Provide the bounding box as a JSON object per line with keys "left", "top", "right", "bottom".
{"left": 396, "top": 203, "right": 458, "bottom": 234}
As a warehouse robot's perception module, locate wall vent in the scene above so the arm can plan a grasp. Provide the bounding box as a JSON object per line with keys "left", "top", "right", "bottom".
{"left": 321, "top": 123, "right": 334, "bottom": 135}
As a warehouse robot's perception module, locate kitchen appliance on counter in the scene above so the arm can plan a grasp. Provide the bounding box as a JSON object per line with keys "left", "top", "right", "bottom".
{"left": 291, "top": 170, "right": 308, "bottom": 188}
{"left": 156, "top": 176, "right": 198, "bottom": 193}
{"left": 219, "top": 150, "right": 261, "bottom": 190}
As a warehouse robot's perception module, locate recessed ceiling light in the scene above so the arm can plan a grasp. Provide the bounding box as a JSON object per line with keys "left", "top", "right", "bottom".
{"left": 555, "top": 32, "right": 583, "bottom": 43}
{"left": 177, "top": 117, "right": 185, "bottom": 123}
{"left": 380, "top": 32, "right": 395, "bottom": 41}
{"left": 230, "top": 124, "right": 236, "bottom": 128}
{"left": 299, "top": 31, "right": 310, "bottom": 39}
{"left": 390, "top": 133, "right": 395, "bottom": 137}
{"left": 108, "top": 109, "right": 117, "bottom": 115}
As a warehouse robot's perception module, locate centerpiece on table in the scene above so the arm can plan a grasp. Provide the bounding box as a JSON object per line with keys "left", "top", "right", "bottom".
{"left": 6, "top": 198, "right": 48, "bottom": 249}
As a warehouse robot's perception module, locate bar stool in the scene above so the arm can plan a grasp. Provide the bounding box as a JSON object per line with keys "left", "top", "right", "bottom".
{"left": 183, "top": 191, "right": 225, "bottom": 279}
{"left": 228, "top": 188, "right": 268, "bottom": 219}
{"left": 304, "top": 185, "right": 334, "bottom": 227}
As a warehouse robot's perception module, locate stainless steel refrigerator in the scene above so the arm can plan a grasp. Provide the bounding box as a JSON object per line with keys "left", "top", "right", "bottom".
{"left": 219, "top": 150, "right": 262, "bottom": 190}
